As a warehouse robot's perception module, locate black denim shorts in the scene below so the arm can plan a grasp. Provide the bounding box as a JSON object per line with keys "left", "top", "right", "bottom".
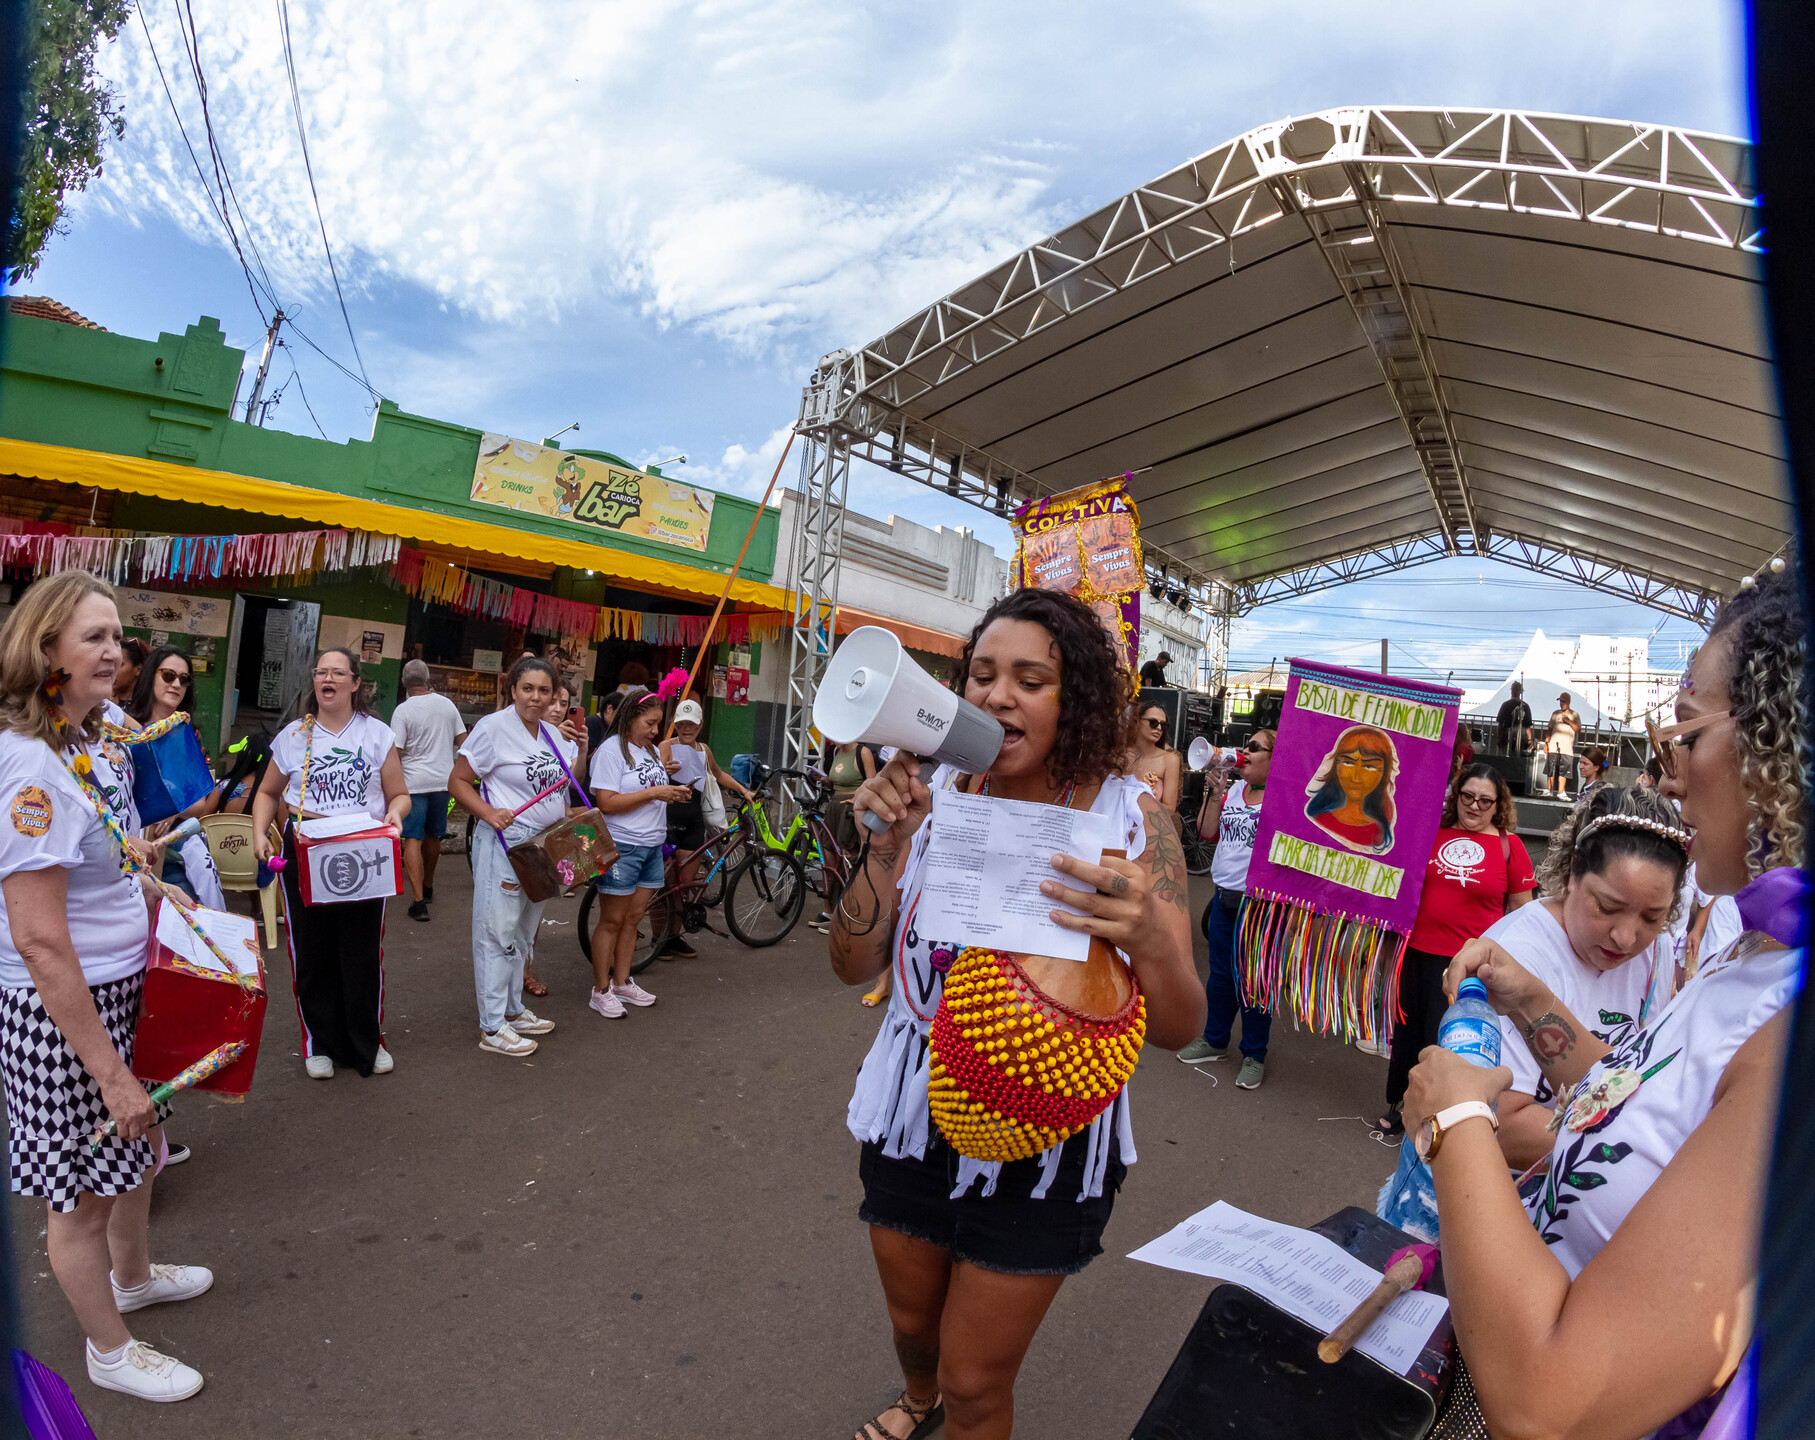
{"left": 857, "top": 1129, "right": 1126, "bottom": 1276}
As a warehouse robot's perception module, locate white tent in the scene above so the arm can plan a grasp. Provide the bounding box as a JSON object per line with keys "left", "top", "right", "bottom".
{"left": 1472, "top": 629, "right": 1626, "bottom": 733}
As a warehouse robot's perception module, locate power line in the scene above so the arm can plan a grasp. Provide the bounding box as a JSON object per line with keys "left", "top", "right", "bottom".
{"left": 276, "top": 0, "right": 373, "bottom": 398}
{"left": 280, "top": 343, "right": 330, "bottom": 439}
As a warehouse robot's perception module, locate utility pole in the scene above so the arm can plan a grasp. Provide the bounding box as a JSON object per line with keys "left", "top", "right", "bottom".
{"left": 243, "top": 310, "right": 285, "bottom": 425}
{"left": 1380, "top": 638, "right": 1388, "bottom": 675}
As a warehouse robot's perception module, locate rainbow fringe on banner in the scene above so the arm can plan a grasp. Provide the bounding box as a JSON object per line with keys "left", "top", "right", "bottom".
{"left": 1236, "top": 887, "right": 1408, "bottom": 1046}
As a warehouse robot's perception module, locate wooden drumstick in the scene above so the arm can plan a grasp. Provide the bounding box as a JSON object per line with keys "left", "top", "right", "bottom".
{"left": 1318, "top": 1244, "right": 1437, "bottom": 1364}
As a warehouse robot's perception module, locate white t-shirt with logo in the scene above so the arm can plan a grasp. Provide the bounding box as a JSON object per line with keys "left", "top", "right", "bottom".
{"left": 1485, "top": 900, "right": 1671, "bottom": 1106}
{"left": 458, "top": 710, "right": 581, "bottom": 837}
{"left": 272, "top": 713, "right": 396, "bottom": 823}
{"left": 1211, "top": 780, "right": 1264, "bottom": 894}
{"left": 389, "top": 692, "right": 467, "bottom": 794}
{"left": 0, "top": 730, "right": 149, "bottom": 988}
{"left": 591, "top": 740, "right": 671, "bottom": 847}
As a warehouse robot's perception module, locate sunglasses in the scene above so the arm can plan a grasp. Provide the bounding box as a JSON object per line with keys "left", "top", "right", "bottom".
{"left": 1645, "top": 710, "right": 1731, "bottom": 781}
{"left": 155, "top": 667, "right": 192, "bottom": 686}
{"left": 1245, "top": 741, "right": 1271, "bottom": 753}
{"left": 1144, "top": 717, "right": 1165, "bottom": 728}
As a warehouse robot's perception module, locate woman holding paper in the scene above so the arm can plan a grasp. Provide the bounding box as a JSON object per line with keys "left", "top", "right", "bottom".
{"left": 252, "top": 648, "right": 408, "bottom": 1081}
{"left": 447, "top": 656, "right": 580, "bottom": 1057}
{"left": 831, "top": 587, "right": 1200, "bottom": 1440}
{"left": 0, "top": 572, "right": 212, "bottom": 1401}
{"left": 1402, "top": 565, "right": 1805, "bottom": 1439}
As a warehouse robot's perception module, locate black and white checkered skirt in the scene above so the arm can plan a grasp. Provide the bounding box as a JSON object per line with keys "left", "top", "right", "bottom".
{"left": 1, "top": 973, "right": 169, "bottom": 1213}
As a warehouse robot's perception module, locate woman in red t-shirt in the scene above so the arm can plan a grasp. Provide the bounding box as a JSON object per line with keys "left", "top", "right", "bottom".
{"left": 1377, "top": 762, "right": 1534, "bottom": 1134}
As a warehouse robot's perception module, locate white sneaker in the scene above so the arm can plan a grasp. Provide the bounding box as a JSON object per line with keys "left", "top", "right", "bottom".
{"left": 611, "top": 979, "right": 657, "bottom": 1007}
{"left": 479, "top": 1024, "right": 537, "bottom": 1056}
{"left": 588, "top": 987, "right": 626, "bottom": 1018}
{"left": 112, "top": 1262, "right": 214, "bottom": 1313}
{"left": 87, "top": 1339, "right": 204, "bottom": 1402}
{"left": 506, "top": 1009, "right": 555, "bottom": 1036}
{"left": 372, "top": 1045, "right": 395, "bottom": 1074}
{"left": 304, "top": 1054, "right": 334, "bottom": 1080}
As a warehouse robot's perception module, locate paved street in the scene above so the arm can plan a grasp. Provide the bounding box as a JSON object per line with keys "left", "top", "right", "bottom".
{"left": 11, "top": 866, "right": 1401, "bottom": 1438}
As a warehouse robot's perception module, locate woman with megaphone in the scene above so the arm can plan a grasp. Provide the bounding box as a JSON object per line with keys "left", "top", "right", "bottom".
{"left": 830, "top": 587, "right": 1201, "bottom": 1440}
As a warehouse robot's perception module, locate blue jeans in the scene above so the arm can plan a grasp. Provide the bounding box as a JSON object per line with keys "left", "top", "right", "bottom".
{"left": 471, "top": 820, "right": 546, "bottom": 1033}
{"left": 1203, "top": 889, "right": 1269, "bottom": 1060}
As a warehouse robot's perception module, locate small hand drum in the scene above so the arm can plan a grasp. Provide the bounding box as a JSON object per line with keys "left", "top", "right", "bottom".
{"left": 506, "top": 808, "right": 618, "bottom": 902}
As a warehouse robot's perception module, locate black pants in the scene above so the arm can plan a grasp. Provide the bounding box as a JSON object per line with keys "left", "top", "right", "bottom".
{"left": 1385, "top": 946, "right": 1452, "bottom": 1110}
{"left": 282, "top": 825, "right": 386, "bottom": 1076}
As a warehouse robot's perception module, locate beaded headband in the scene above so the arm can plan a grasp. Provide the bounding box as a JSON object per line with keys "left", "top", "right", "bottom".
{"left": 1574, "top": 813, "right": 1691, "bottom": 852}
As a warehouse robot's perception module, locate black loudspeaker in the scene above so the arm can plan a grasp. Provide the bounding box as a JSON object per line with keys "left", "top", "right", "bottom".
{"left": 1130, "top": 1207, "right": 1454, "bottom": 1440}
{"left": 1138, "top": 687, "right": 1185, "bottom": 750}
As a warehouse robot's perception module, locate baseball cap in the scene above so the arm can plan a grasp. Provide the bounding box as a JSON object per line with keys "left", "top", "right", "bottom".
{"left": 674, "top": 699, "right": 704, "bottom": 725}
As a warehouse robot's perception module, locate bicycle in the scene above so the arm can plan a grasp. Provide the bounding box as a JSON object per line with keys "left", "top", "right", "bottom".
{"left": 574, "top": 790, "right": 807, "bottom": 973}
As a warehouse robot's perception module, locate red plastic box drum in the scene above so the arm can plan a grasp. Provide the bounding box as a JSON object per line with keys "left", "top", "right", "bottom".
{"left": 296, "top": 815, "right": 403, "bottom": 905}
{"left": 135, "top": 900, "right": 267, "bottom": 1097}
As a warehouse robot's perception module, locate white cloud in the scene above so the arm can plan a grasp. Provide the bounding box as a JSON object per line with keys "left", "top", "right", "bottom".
{"left": 96, "top": 0, "right": 1746, "bottom": 365}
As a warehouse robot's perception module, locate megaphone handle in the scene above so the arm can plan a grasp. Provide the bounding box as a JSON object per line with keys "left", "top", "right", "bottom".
{"left": 861, "top": 808, "right": 892, "bottom": 836}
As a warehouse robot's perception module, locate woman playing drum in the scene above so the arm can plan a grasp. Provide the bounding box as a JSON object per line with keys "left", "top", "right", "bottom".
{"left": 252, "top": 648, "right": 409, "bottom": 1080}
{"left": 831, "top": 587, "right": 1201, "bottom": 1440}
{"left": 447, "top": 656, "right": 580, "bottom": 1057}
{"left": 0, "top": 572, "right": 214, "bottom": 1400}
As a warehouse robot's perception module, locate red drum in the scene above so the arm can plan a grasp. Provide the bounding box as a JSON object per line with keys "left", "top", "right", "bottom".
{"left": 135, "top": 900, "right": 267, "bottom": 1097}
{"left": 296, "top": 816, "right": 403, "bottom": 905}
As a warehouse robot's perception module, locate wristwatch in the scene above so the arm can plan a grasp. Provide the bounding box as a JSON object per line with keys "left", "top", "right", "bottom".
{"left": 1415, "top": 1101, "right": 1499, "bottom": 1162}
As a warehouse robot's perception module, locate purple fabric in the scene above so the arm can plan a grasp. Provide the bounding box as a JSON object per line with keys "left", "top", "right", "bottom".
{"left": 1734, "top": 866, "right": 1811, "bottom": 949}
{"left": 1242, "top": 659, "right": 1461, "bottom": 935}
{"left": 1654, "top": 1344, "right": 1752, "bottom": 1440}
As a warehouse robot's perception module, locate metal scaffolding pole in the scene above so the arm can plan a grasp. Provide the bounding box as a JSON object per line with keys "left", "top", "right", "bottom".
{"left": 780, "top": 352, "right": 863, "bottom": 810}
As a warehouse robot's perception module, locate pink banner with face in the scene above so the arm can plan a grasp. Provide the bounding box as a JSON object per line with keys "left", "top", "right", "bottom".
{"left": 1245, "top": 659, "right": 1461, "bottom": 936}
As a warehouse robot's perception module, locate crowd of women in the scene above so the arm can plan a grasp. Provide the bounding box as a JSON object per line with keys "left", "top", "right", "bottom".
{"left": 0, "top": 555, "right": 1804, "bottom": 1437}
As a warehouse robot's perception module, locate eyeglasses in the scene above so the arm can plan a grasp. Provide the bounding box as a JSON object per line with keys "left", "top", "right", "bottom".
{"left": 313, "top": 668, "right": 354, "bottom": 680}
{"left": 155, "top": 668, "right": 191, "bottom": 687}
{"left": 1458, "top": 792, "right": 1497, "bottom": 810}
{"left": 1645, "top": 710, "right": 1731, "bottom": 781}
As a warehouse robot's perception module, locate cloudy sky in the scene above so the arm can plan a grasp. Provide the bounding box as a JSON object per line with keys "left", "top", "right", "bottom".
{"left": 26, "top": 0, "right": 1752, "bottom": 682}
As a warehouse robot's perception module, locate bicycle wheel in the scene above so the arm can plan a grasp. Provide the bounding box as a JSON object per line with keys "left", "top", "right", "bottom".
{"left": 575, "top": 885, "right": 661, "bottom": 975}
{"left": 1181, "top": 815, "right": 1214, "bottom": 876}
{"left": 464, "top": 812, "right": 479, "bottom": 871}
{"left": 724, "top": 850, "right": 807, "bottom": 947}
{"left": 698, "top": 836, "right": 731, "bottom": 909}
{"left": 788, "top": 828, "right": 826, "bottom": 897}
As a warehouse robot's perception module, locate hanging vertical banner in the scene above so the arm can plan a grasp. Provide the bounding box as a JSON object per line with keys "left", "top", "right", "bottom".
{"left": 1010, "top": 476, "right": 1143, "bottom": 666}
{"left": 469, "top": 434, "right": 715, "bottom": 552}
{"left": 1237, "top": 659, "right": 1460, "bottom": 1045}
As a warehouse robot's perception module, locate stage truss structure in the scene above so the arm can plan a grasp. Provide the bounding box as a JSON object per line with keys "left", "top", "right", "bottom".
{"left": 782, "top": 107, "right": 1781, "bottom": 779}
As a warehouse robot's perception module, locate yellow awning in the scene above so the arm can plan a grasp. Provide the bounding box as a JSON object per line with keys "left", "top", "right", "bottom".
{"left": 0, "top": 436, "right": 793, "bottom": 611}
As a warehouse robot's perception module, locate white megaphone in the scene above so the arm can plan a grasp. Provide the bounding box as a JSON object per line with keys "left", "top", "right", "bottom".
{"left": 1186, "top": 736, "right": 1212, "bottom": 771}
{"left": 814, "top": 626, "right": 1003, "bottom": 833}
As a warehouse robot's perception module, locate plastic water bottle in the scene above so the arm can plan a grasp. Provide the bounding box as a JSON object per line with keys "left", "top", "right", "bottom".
{"left": 1378, "top": 978, "right": 1501, "bottom": 1242}
{"left": 1437, "top": 978, "right": 1501, "bottom": 1070}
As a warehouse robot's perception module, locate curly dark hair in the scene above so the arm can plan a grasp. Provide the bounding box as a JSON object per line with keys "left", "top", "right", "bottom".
{"left": 951, "top": 588, "right": 1134, "bottom": 791}
{"left": 1536, "top": 783, "right": 1689, "bottom": 921}
{"left": 1441, "top": 761, "right": 1517, "bottom": 833}
{"left": 1705, "top": 565, "right": 1807, "bottom": 874}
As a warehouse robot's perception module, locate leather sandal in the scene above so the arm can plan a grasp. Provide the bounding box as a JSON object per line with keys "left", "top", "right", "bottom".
{"left": 855, "top": 1389, "right": 943, "bottom": 1440}
{"left": 523, "top": 969, "right": 549, "bottom": 998}
{"left": 1377, "top": 1106, "right": 1404, "bottom": 1137}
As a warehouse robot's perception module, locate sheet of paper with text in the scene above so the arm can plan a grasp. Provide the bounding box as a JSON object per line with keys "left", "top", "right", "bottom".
{"left": 1127, "top": 1201, "right": 1449, "bottom": 1375}
{"left": 916, "top": 789, "right": 1114, "bottom": 961}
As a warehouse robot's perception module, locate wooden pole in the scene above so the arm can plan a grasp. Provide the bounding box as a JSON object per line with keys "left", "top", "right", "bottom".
{"left": 662, "top": 427, "right": 797, "bottom": 740}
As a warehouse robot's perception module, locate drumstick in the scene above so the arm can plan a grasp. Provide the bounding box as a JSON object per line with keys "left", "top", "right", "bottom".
{"left": 1318, "top": 1245, "right": 1437, "bottom": 1364}
{"left": 90, "top": 1041, "right": 247, "bottom": 1151}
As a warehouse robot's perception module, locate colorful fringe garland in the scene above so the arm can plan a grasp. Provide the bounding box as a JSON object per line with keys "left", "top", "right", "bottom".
{"left": 1235, "top": 889, "right": 1408, "bottom": 1047}
{"left": 388, "top": 546, "right": 787, "bottom": 646}
{"left": 0, "top": 519, "right": 400, "bottom": 586}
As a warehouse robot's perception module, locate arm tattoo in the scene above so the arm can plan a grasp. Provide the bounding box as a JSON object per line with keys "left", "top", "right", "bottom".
{"left": 1521, "top": 1010, "right": 1577, "bottom": 1068}
{"left": 1145, "top": 808, "right": 1190, "bottom": 914}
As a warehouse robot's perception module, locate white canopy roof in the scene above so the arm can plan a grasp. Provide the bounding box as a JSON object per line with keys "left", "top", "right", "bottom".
{"left": 824, "top": 107, "right": 1787, "bottom": 624}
